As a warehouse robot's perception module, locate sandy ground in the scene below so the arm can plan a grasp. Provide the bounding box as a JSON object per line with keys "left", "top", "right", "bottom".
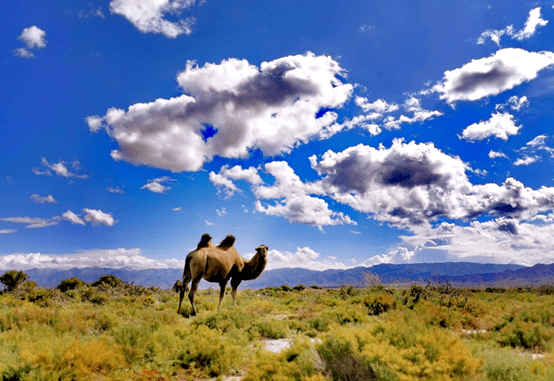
{"left": 261, "top": 338, "right": 293, "bottom": 353}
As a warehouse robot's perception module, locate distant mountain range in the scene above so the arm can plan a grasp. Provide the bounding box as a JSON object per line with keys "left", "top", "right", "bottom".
{"left": 15, "top": 262, "right": 554, "bottom": 290}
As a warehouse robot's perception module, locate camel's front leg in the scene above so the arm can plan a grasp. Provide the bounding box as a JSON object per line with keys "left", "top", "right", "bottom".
{"left": 218, "top": 280, "right": 229, "bottom": 311}
{"left": 230, "top": 278, "right": 242, "bottom": 307}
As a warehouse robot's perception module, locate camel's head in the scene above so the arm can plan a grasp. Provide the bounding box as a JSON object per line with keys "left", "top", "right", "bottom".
{"left": 255, "top": 245, "right": 269, "bottom": 262}
{"left": 172, "top": 280, "right": 184, "bottom": 293}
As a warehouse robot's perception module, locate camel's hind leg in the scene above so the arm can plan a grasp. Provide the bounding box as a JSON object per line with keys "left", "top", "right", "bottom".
{"left": 178, "top": 288, "right": 185, "bottom": 315}
{"left": 188, "top": 274, "right": 202, "bottom": 316}
{"left": 177, "top": 272, "right": 192, "bottom": 315}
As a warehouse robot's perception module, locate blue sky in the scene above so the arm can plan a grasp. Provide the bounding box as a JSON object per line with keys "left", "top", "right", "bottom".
{"left": 2, "top": 0, "right": 554, "bottom": 271}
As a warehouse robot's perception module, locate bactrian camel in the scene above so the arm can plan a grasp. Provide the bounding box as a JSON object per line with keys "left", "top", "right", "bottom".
{"left": 173, "top": 233, "right": 268, "bottom": 316}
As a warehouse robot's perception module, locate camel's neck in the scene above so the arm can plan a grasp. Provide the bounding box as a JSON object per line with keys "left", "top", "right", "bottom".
{"left": 241, "top": 253, "right": 267, "bottom": 281}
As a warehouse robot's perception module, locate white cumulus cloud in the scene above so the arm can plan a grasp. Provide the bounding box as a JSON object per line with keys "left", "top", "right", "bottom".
{"left": 253, "top": 161, "right": 356, "bottom": 230}
{"left": 433, "top": 48, "right": 554, "bottom": 104}
{"left": 83, "top": 209, "right": 117, "bottom": 227}
{"left": 87, "top": 53, "right": 354, "bottom": 172}
{"left": 400, "top": 218, "right": 554, "bottom": 266}
{"left": 209, "top": 165, "right": 262, "bottom": 198}
{"left": 489, "top": 150, "right": 508, "bottom": 159}
{"left": 14, "top": 26, "right": 46, "bottom": 59}
{"left": 461, "top": 112, "right": 521, "bottom": 141}
{"left": 514, "top": 155, "right": 541, "bottom": 166}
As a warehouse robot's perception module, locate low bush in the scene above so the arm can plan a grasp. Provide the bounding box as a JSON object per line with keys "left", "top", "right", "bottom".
{"left": 364, "top": 291, "right": 397, "bottom": 315}
{"left": 57, "top": 277, "right": 87, "bottom": 292}
{"left": 91, "top": 275, "right": 122, "bottom": 288}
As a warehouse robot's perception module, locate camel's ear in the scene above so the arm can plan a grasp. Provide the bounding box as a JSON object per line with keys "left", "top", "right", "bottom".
{"left": 197, "top": 233, "right": 212, "bottom": 249}
{"left": 218, "top": 234, "right": 236, "bottom": 249}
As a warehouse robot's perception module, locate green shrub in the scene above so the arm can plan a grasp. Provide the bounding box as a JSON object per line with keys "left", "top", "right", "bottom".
{"left": 175, "top": 325, "right": 244, "bottom": 377}
{"left": 91, "top": 275, "right": 123, "bottom": 288}
{"left": 339, "top": 285, "right": 360, "bottom": 299}
{"left": 57, "top": 277, "right": 87, "bottom": 292}
{"left": 90, "top": 294, "right": 108, "bottom": 305}
{"left": 1, "top": 364, "right": 33, "bottom": 381}
{"left": 0, "top": 271, "right": 28, "bottom": 292}
{"left": 252, "top": 319, "right": 289, "bottom": 339}
{"left": 364, "top": 291, "right": 396, "bottom": 315}
{"left": 21, "top": 281, "right": 37, "bottom": 293}
{"left": 318, "top": 334, "right": 377, "bottom": 381}
{"left": 26, "top": 288, "right": 53, "bottom": 306}
{"left": 497, "top": 320, "right": 553, "bottom": 351}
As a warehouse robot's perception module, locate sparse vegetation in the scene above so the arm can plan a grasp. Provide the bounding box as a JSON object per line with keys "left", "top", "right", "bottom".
{"left": 1, "top": 270, "right": 554, "bottom": 380}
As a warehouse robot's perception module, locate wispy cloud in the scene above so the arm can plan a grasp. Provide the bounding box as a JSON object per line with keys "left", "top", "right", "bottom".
{"left": 30, "top": 194, "right": 57, "bottom": 204}
{"left": 360, "top": 24, "right": 374, "bottom": 32}
{"left": 78, "top": 5, "right": 105, "bottom": 18}
{"left": 62, "top": 209, "right": 117, "bottom": 227}
{"left": 477, "top": 7, "right": 548, "bottom": 45}
{"left": 0, "top": 216, "right": 60, "bottom": 229}
{"left": 62, "top": 210, "right": 86, "bottom": 226}
{"left": 107, "top": 186, "right": 124, "bottom": 194}
{"left": 33, "top": 158, "right": 88, "bottom": 179}
{"left": 109, "top": 0, "right": 196, "bottom": 38}
{"left": 140, "top": 177, "right": 176, "bottom": 193}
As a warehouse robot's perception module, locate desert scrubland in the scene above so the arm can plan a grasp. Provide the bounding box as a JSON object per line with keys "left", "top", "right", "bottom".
{"left": 1, "top": 272, "right": 554, "bottom": 380}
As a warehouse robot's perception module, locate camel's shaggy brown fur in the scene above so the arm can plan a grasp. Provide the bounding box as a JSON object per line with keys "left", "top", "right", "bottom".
{"left": 176, "top": 234, "right": 268, "bottom": 316}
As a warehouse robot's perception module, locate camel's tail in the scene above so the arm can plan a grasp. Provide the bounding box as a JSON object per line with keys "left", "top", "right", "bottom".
{"left": 182, "top": 255, "right": 193, "bottom": 281}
